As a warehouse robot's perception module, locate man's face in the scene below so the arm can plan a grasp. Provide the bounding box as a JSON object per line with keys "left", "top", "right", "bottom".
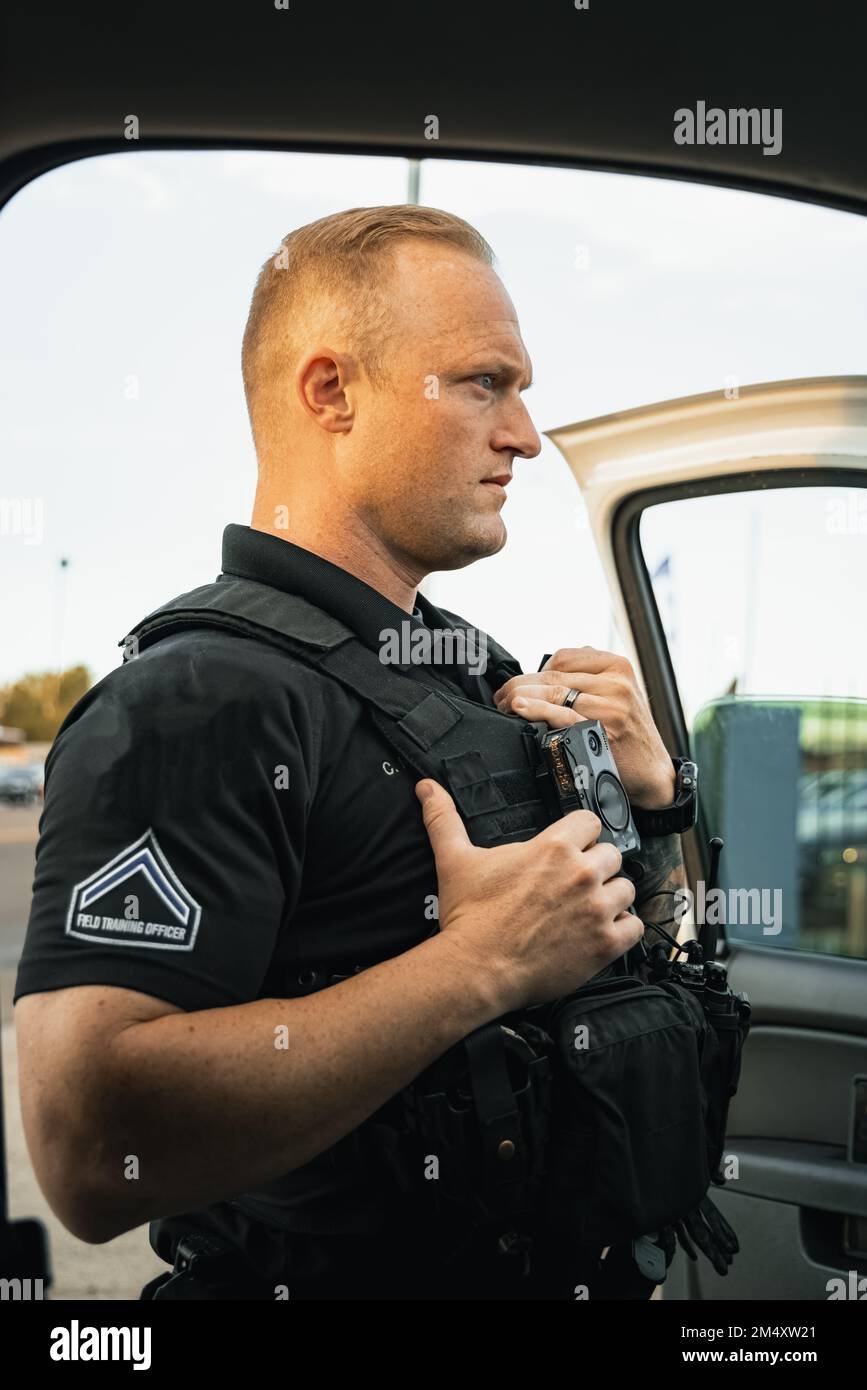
{"left": 342, "top": 241, "right": 541, "bottom": 576}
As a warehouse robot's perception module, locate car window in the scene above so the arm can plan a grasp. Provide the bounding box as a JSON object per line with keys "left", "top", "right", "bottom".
{"left": 640, "top": 483, "right": 867, "bottom": 961}
{"left": 4, "top": 151, "right": 867, "bottom": 957}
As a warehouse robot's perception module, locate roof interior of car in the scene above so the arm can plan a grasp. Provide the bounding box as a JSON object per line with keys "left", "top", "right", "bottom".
{"left": 2, "top": 0, "right": 866, "bottom": 216}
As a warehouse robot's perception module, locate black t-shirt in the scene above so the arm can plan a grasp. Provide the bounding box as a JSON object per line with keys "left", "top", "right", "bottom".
{"left": 14, "top": 523, "right": 528, "bottom": 1291}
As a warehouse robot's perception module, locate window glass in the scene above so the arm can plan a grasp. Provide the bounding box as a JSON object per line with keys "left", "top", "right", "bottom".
{"left": 641, "top": 485, "right": 867, "bottom": 959}
{"left": 3, "top": 153, "right": 867, "bottom": 961}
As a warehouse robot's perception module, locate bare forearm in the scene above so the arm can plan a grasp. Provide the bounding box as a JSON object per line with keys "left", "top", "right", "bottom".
{"left": 81, "top": 933, "right": 502, "bottom": 1240}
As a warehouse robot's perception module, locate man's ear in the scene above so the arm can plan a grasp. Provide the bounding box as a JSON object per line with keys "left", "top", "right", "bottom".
{"left": 296, "top": 347, "right": 356, "bottom": 433}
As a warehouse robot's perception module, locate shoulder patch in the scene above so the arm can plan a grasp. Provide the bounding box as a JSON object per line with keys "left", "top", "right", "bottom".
{"left": 66, "top": 829, "right": 201, "bottom": 951}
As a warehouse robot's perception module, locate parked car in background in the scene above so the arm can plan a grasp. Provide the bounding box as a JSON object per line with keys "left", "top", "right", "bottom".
{"left": 0, "top": 763, "right": 44, "bottom": 805}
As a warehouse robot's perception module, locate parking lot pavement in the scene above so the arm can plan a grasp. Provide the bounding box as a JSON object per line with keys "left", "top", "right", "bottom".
{"left": 0, "top": 803, "right": 41, "bottom": 967}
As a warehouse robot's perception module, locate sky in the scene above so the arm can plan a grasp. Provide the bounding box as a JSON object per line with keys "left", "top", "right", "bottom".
{"left": 1, "top": 150, "right": 866, "bottom": 728}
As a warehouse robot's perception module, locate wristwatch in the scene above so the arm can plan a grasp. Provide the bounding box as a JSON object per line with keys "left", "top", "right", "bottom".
{"left": 631, "top": 757, "right": 698, "bottom": 838}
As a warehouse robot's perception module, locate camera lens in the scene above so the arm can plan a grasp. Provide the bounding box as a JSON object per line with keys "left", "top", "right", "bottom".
{"left": 595, "top": 771, "right": 630, "bottom": 832}
{"left": 587, "top": 731, "right": 601, "bottom": 756}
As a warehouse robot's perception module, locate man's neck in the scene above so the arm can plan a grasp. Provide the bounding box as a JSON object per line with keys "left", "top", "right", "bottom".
{"left": 250, "top": 508, "right": 422, "bottom": 615}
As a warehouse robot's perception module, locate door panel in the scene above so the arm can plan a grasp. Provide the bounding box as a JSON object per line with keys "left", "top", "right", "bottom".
{"left": 547, "top": 377, "right": 867, "bottom": 1300}
{"left": 665, "top": 1190, "right": 851, "bottom": 1301}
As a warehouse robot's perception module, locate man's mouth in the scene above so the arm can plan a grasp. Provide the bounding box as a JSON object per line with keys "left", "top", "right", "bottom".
{"left": 480, "top": 475, "right": 511, "bottom": 491}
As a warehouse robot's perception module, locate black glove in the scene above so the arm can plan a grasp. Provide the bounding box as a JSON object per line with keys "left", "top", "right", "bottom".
{"left": 659, "top": 1223, "right": 677, "bottom": 1268}
{"left": 668, "top": 1194, "right": 740, "bottom": 1276}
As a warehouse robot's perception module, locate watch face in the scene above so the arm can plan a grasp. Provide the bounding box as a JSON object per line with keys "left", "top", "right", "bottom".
{"left": 676, "top": 761, "right": 699, "bottom": 828}
{"left": 676, "top": 759, "right": 698, "bottom": 799}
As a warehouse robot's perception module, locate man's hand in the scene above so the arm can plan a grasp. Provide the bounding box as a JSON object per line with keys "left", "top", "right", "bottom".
{"left": 416, "top": 779, "right": 644, "bottom": 1012}
{"left": 493, "top": 646, "right": 676, "bottom": 809}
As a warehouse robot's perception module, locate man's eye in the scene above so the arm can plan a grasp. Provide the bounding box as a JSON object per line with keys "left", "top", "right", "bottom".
{"left": 474, "top": 373, "right": 497, "bottom": 390}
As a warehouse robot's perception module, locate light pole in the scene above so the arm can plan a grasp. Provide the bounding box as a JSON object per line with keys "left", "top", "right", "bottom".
{"left": 407, "top": 158, "right": 421, "bottom": 205}
{"left": 53, "top": 556, "right": 70, "bottom": 671}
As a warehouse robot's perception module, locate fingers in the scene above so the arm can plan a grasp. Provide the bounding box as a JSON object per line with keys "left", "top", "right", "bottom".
{"left": 682, "top": 1203, "right": 736, "bottom": 1276}
{"left": 494, "top": 691, "right": 618, "bottom": 732}
{"left": 540, "top": 807, "right": 605, "bottom": 852}
{"left": 685, "top": 1209, "right": 732, "bottom": 1277}
{"left": 674, "top": 1200, "right": 740, "bottom": 1277}
{"left": 581, "top": 839, "right": 624, "bottom": 883}
{"left": 497, "top": 697, "right": 584, "bottom": 729}
{"left": 544, "top": 647, "right": 631, "bottom": 676}
{"left": 539, "top": 819, "right": 637, "bottom": 915}
{"left": 495, "top": 672, "right": 611, "bottom": 707}
{"left": 415, "top": 779, "right": 471, "bottom": 864}
{"left": 674, "top": 1219, "right": 698, "bottom": 1263}
{"left": 700, "top": 1195, "right": 739, "bottom": 1255}
{"left": 682, "top": 1207, "right": 715, "bottom": 1262}
{"left": 609, "top": 874, "right": 639, "bottom": 919}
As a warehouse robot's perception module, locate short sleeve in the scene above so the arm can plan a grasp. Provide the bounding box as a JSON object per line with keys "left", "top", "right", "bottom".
{"left": 13, "top": 631, "right": 317, "bottom": 1012}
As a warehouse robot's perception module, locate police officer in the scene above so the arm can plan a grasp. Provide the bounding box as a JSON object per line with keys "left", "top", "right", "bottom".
{"left": 14, "top": 205, "right": 687, "bottom": 1300}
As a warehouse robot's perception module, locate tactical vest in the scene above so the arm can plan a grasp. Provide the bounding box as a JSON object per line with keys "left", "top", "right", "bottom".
{"left": 122, "top": 573, "right": 750, "bottom": 1289}
{"left": 123, "top": 573, "right": 557, "bottom": 854}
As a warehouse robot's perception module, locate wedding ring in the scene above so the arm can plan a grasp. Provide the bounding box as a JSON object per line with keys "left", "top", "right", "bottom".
{"left": 562, "top": 688, "right": 581, "bottom": 709}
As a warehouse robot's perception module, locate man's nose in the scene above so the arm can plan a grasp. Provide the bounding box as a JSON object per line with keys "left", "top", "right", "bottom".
{"left": 493, "top": 398, "right": 542, "bottom": 460}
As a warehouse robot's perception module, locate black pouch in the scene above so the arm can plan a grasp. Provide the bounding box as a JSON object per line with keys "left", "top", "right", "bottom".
{"left": 690, "top": 988, "right": 751, "bottom": 1181}
{"left": 399, "top": 1017, "right": 552, "bottom": 1255}
{"left": 544, "top": 974, "right": 712, "bottom": 1248}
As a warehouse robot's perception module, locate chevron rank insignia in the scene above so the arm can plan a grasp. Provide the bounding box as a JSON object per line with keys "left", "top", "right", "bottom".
{"left": 66, "top": 829, "right": 201, "bottom": 951}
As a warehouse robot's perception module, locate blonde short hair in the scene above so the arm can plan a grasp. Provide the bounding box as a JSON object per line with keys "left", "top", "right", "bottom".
{"left": 241, "top": 204, "right": 495, "bottom": 422}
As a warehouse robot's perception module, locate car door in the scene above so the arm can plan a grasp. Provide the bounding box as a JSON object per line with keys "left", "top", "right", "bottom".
{"left": 547, "top": 374, "right": 867, "bottom": 1301}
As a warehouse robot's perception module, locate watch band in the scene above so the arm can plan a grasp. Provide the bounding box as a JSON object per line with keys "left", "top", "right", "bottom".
{"left": 631, "top": 757, "right": 698, "bottom": 838}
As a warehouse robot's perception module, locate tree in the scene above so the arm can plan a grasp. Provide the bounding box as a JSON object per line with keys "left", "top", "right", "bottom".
{"left": 0, "top": 665, "right": 92, "bottom": 742}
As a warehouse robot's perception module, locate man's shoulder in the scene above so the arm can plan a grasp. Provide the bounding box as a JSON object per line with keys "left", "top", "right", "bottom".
{"left": 129, "top": 609, "right": 363, "bottom": 689}
{"left": 129, "top": 624, "right": 325, "bottom": 692}
{"left": 51, "top": 625, "right": 342, "bottom": 760}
